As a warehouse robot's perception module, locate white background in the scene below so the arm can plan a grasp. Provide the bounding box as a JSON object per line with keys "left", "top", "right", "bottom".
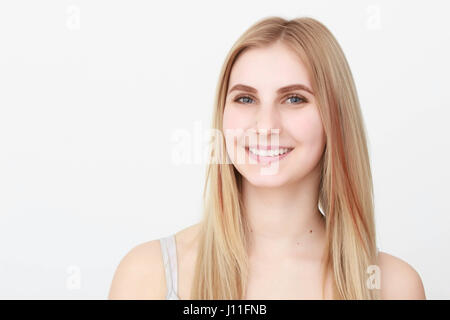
{"left": 0, "top": 0, "right": 449, "bottom": 299}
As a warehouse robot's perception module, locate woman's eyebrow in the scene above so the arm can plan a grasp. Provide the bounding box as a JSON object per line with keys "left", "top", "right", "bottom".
{"left": 227, "top": 83, "right": 314, "bottom": 95}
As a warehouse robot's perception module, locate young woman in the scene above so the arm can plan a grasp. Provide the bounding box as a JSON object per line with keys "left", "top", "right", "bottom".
{"left": 109, "top": 16, "right": 426, "bottom": 300}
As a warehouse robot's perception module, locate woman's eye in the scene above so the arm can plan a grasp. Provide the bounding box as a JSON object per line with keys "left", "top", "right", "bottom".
{"left": 234, "top": 94, "right": 307, "bottom": 105}
{"left": 235, "top": 96, "right": 254, "bottom": 104}
{"left": 286, "top": 94, "right": 307, "bottom": 104}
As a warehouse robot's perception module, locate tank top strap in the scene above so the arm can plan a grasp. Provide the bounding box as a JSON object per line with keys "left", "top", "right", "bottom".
{"left": 160, "top": 234, "right": 178, "bottom": 296}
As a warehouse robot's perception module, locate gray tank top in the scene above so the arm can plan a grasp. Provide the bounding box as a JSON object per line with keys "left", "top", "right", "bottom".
{"left": 160, "top": 234, "right": 180, "bottom": 300}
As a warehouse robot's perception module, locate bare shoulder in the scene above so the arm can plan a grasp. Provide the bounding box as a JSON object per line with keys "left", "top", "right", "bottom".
{"left": 108, "top": 222, "right": 202, "bottom": 300}
{"left": 108, "top": 239, "right": 166, "bottom": 299}
{"left": 175, "top": 222, "right": 202, "bottom": 250}
{"left": 377, "top": 251, "right": 426, "bottom": 299}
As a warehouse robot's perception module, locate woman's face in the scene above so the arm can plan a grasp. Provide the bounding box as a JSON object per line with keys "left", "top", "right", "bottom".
{"left": 222, "top": 41, "right": 326, "bottom": 187}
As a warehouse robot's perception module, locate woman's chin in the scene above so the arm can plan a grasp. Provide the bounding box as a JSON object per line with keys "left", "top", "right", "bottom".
{"left": 243, "top": 171, "right": 291, "bottom": 188}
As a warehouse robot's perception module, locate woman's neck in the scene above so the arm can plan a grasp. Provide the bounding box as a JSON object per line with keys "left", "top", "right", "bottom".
{"left": 242, "top": 175, "right": 326, "bottom": 260}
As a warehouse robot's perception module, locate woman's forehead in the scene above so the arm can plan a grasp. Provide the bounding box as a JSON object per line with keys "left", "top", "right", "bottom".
{"left": 229, "top": 44, "right": 312, "bottom": 91}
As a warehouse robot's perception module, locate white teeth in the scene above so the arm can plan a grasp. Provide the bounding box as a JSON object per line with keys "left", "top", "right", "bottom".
{"left": 248, "top": 147, "right": 291, "bottom": 157}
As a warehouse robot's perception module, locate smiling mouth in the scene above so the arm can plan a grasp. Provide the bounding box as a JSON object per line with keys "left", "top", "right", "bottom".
{"left": 244, "top": 146, "right": 294, "bottom": 163}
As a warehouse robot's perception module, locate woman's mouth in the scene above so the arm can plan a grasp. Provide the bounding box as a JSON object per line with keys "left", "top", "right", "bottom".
{"left": 245, "top": 146, "right": 294, "bottom": 164}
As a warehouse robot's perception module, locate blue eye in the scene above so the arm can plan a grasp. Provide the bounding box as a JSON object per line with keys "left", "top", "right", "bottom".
{"left": 286, "top": 95, "right": 307, "bottom": 104}
{"left": 233, "top": 94, "right": 307, "bottom": 105}
{"left": 235, "top": 96, "right": 255, "bottom": 104}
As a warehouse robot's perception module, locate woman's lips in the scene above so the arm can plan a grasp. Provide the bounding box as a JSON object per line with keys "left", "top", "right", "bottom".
{"left": 244, "top": 146, "right": 294, "bottom": 164}
{"left": 247, "top": 145, "right": 295, "bottom": 150}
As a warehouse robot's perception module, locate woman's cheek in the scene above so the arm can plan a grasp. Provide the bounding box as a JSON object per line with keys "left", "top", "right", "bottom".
{"left": 223, "top": 106, "right": 247, "bottom": 161}
{"left": 223, "top": 105, "right": 252, "bottom": 130}
{"left": 284, "top": 108, "right": 324, "bottom": 144}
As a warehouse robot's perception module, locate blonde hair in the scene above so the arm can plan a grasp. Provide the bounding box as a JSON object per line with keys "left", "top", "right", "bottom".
{"left": 190, "top": 16, "right": 380, "bottom": 300}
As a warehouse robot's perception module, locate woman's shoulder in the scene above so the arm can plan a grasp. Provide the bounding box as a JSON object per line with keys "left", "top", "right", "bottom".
{"left": 377, "top": 250, "right": 426, "bottom": 299}
{"left": 108, "top": 238, "right": 167, "bottom": 299}
{"left": 108, "top": 222, "right": 202, "bottom": 300}
{"left": 175, "top": 222, "right": 202, "bottom": 251}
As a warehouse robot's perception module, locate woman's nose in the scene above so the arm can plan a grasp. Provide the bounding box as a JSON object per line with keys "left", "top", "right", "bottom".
{"left": 254, "top": 105, "right": 281, "bottom": 135}
{"left": 248, "top": 106, "right": 282, "bottom": 145}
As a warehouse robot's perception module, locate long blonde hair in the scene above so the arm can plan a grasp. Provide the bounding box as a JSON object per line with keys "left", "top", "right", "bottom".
{"left": 190, "top": 16, "right": 380, "bottom": 300}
